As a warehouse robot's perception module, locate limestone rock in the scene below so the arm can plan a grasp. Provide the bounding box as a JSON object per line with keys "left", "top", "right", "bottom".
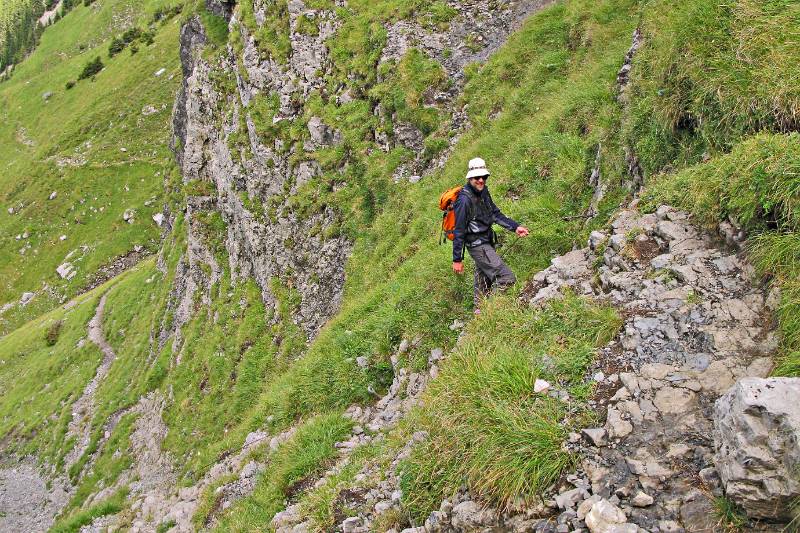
{"left": 534, "top": 379, "right": 551, "bottom": 393}
{"left": 631, "top": 491, "right": 653, "bottom": 507}
{"left": 713, "top": 377, "right": 800, "bottom": 520}
{"left": 450, "top": 501, "right": 498, "bottom": 529}
{"left": 585, "top": 499, "right": 633, "bottom": 533}
{"left": 653, "top": 386, "right": 697, "bottom": 414}
{"left": 582, "top": 428, "right": 608, "bottom": 447}
{"left": 56, "top": 262, "right": 76, "bottom": 280}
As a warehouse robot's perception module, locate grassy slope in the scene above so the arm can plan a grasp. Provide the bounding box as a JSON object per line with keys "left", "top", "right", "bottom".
{"left": 1, "top": 0, "right": 797, "bottom": 529}
{"left": 632, "top": 0, "right": 800, "bottom": 376}
{"left": 0, "top": 0, "right": 182, "bottom": 335}
{"left": 2, "top": 0, "right": 637, "bottom": 527}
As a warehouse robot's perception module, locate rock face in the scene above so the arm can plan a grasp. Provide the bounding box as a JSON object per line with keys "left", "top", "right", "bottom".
{"left": 713, "top": 377, "right": 800, "bottom": 521}
{"left": 168, "top": 0, "right": 557, "bottom": 347}
{"left": 170, "top": 7, "right": 351, "bottom": 344}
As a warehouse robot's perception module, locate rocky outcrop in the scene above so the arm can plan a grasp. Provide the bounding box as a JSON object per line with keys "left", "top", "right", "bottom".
{"left": 522, "top": 204, "right": 781, "bottom": 531}
{"left": 713, "top": 377, "right": 800, "bottom": 521}
{"left": 388, "top": 203, "right": 781, "bottom": 532}
{"left": 170, "top": 4, "right": 351, "bottom": 342}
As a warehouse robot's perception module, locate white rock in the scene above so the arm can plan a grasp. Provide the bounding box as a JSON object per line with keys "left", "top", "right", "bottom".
{"left": 153, "top": 212, "right": 165, "bottom": 226}
{"left": 155, "top": 67, "right": 166, "bottom": 77}
{"left": 585, "top": 499, "right": 627, "bottom": 533}
{"left": 341, "top": 516, "right": 363, "bottom": 533}
{"left": 713, "top": 377, "right": 800, "bottom": 520}
{"left": 49, "top": 191, "right": 57, "bottom": 200}
{"left": 631, "top": 491, "right": 654, "bottom": 507}
{"left": 356, "top": 356, "right": 368, "bottom": 368}
{"left": 20, "top": 292, "right": 35, "bottom": 305}
{"left": 59, "top": 235, "right": 67, "bottom": 241}
{"left": 534, "top": 379, "right": 551, "bottom": 393}
{"left": 56, "top": 262, "right": 74, "bottom": 279}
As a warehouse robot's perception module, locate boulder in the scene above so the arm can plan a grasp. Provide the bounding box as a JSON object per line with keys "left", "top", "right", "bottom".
{"left": 713, "top": 377, "right": 800, "bottom": 520}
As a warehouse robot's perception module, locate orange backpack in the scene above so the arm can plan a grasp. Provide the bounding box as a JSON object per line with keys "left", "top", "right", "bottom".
{"left": 438, "top": 186, "right": 463, "bottom": 243}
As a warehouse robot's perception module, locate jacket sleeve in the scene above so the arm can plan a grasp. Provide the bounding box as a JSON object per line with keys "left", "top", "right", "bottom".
{"left": 452, "top": 194, "right": 469, "bottom": 262}
{"left": 488, "top": 190, "right": 519, "bottom": 232}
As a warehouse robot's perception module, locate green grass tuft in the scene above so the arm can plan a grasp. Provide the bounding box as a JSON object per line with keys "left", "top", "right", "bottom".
{"left": 400, "top": 293, "right": 621, "bottom": 520}
{"left": 210, "top": 413, "right": 353, "bottom": 530}
{"left": 626, "top": 0, "right": 800, "bottom": 176}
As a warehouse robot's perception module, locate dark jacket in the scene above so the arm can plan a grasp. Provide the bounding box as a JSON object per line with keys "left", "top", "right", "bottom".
{"left": 452, "top": 182, "right": 519, "bottom": 262}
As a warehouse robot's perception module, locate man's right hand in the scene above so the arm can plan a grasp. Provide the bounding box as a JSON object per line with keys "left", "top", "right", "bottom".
{"left": 452, "top": 261, "right": 464, "bottom": 274}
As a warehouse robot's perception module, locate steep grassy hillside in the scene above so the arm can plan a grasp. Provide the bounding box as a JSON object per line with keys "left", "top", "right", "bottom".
{"left": 0, "top": 0, "right": 183, "bottom": 334}
{"left": 0, "top": 0, "right": 798, "bottom": 529}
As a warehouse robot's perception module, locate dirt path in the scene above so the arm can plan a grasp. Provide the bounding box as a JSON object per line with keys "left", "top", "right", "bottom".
{"left": 64, "top": 293, "right": 117, "bottom": 471}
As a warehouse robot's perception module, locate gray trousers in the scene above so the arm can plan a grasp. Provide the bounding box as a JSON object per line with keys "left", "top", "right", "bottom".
{"left": 467, "top": 243, "right": 516, "bottom": 307}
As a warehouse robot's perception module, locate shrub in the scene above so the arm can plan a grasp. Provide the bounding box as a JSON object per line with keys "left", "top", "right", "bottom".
{"left": 108, "top": 37, "right": 125, "bottom": 57}
{"left": 45, "top": 320, "right": 63, "bottom": 346}
{"left": 77, "top": 56, "right": 103, "bottom": 80}
{"left": 65, "top": 80, "right": 76, "bottom": 90}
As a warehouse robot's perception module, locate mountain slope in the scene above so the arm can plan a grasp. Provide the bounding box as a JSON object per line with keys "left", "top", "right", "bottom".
{"left": 0, "top": 0, "right": 797, "bottom": 531}
{"left": 0, "top": 0, "right": 182, "bottom": 335}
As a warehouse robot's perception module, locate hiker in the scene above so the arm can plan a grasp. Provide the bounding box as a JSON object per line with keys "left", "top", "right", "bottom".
{"left": 452, "top": 157, "right": 529, "bottom": 313}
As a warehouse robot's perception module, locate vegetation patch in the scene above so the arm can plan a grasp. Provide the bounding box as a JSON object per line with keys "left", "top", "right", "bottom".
{"left": 400, "top": 293, "right": 620, "bottom": 520}
{"left": 625, "top": 0, "right": 800, "bottom": 175}
{"left": 211, "top": 413, "right": 353, "bottom": 529}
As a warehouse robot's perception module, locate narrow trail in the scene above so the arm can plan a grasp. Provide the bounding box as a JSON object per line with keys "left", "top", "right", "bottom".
{"left": 64, "top": 293, "right": 117, "bottom": 471}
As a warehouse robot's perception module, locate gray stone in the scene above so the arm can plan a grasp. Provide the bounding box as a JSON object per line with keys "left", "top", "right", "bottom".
{"left": 589, "top": 231, "right": 607, "bottom": 250}
{"left": 605, "top": 408, "right": 632, "bottom": 439}
{"left": 342, "top": 516, "right": 363, "bottom": 533}
{"left": 653, "top": 386, "right": 697, "bottom": 414}
{"left": 307, "top": 116, "right": 341, "bottom": 146}
{"left": 450, "top": 500, "right": 498, "bottom": 529}
{"left": 585, "top": 499, "right": 627, "bottom": 533}
{"left": 582, "top": 428, "right": 608, "bottom": 447}
{"left": 555, "top": 487, "right": 589, "bottom": 510}
{"left": 20, "top": 292, "right": 35, "bottom": 305}
{"left": 713, "top": 377, "right": 800, "bottom": 520}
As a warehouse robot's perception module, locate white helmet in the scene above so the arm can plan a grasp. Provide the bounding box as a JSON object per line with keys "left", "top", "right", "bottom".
{"left": 466, "top": 157, "right": 490, "bottom": 179}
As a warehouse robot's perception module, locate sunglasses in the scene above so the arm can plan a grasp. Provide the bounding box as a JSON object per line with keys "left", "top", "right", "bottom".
{"left": 471, "top": 176, "right": 488, "bottom": 182}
